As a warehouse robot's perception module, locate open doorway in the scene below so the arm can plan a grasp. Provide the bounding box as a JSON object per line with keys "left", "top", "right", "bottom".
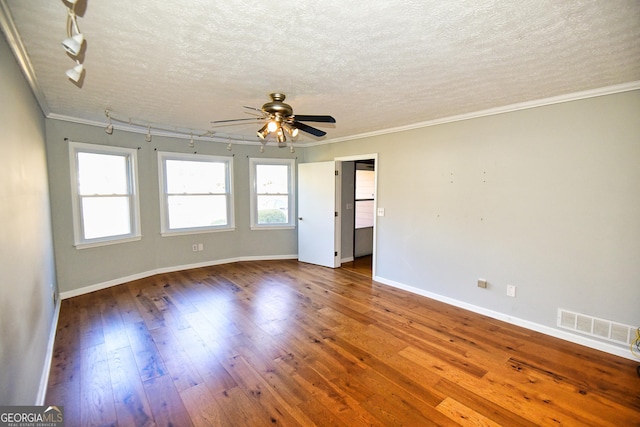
{"left": 338, "top": 156, "right": 376, "bottom": 277}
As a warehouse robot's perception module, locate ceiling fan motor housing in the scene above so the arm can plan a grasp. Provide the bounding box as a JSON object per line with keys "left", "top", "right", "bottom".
{"left": 262, "top": 93, "right": 293, "bottom": 117}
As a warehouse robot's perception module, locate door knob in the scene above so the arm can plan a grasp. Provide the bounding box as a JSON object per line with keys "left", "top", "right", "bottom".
{"left": 298, "top": 217, "right": 303, "bottom": 220}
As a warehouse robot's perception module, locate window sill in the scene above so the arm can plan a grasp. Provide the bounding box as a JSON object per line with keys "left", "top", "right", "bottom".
{"left": 74, "top": 235, "right": 142, "bottom": 250}
{"left": 250, "top": 225, "right": 296, "bottom": 231}
{"left": 161, "top": 227, "right": 235, "bottom": 237}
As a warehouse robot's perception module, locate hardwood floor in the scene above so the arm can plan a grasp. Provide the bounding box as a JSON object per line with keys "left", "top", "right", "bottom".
{"left": 45, "top": 260, "right": 640, "bottom": 426}
{"left": 340, "top": 255, "right": 372, "bottom": 277}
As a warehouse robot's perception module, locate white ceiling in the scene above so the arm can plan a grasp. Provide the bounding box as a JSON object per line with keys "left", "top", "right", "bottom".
{"left": 2, "top": 0, "right": 639, "bottom": 145}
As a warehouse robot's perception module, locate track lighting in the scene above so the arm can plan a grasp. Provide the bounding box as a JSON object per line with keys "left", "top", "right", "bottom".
{"left": 62, "top": 1, "right": 86, "bottom": 82}
{"left": 105, "top": 110, "right": 113, "bottom": 134}
{"left": 65, "top": 62, "right": 84, "bottom": 82}
{"left": 104, "top": 110, "right": 246, "bottom": 148}
{"left": 62, "top": 33, "right": 84, "bottom": 56}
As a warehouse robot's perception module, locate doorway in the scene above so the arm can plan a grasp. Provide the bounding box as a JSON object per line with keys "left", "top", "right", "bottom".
{"left": 297, "top": 154, "right": 378, "bottom": 276}
{"left": 336, "top": 154, "right": 377, "bottom": 277}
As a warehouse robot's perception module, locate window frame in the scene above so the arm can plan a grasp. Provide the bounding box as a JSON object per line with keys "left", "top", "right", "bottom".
{"left": 69, "top": 141, "right": 142, "bottom": 249}
{"left": 249, "top": 157, "right": 296, "bottom": 230}
{"left": 158, "top": 151, "right": 235, "bottom": 236}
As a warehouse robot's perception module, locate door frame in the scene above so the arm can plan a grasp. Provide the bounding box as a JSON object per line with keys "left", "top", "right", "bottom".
{"left": 335, "top": 153, "right": 378, "bottom": 278}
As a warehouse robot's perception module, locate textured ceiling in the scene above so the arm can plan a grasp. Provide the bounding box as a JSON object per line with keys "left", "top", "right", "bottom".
{"left": 2, "top": 0, "right": 640, "bottom": 144}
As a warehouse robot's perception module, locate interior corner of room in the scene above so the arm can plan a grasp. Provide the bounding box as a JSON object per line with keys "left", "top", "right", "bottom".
{"left": 1, "top": 1, "right": 639, "bottom": 417}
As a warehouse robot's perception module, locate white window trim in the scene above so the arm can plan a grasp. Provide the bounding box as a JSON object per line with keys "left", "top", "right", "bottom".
{"left": 69, "top": 141, "right": 142, "bottom": 249}
{"left": 249, "top": 157, "right": 296, "bottom": 230}
{"left": 158, "top": 151, "right": 235, "bottom": 236}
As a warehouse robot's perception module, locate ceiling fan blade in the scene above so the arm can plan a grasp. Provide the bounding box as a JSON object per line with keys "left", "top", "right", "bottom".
{"left": 294, "top": 115, "right": 336, "bottom": 123}
{"left": 243, "top": 106, "right": 263, "bottom": 112}
{"left": 293, "top": 121, "right": 327, "bottom": 137}
{"left": 211, "top": 117, "right": 263, "bottom": 124}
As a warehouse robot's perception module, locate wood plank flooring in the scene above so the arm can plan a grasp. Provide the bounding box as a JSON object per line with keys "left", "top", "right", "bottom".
{"left": 45, "top": 260, "right": 640, "bottom": 426}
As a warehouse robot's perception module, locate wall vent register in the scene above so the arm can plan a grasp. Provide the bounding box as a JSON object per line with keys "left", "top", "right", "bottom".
{"left": 558, "top": 308, "right": 637, "bottom": 347}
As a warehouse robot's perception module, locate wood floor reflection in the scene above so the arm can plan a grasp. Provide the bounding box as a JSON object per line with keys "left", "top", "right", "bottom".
{"left": 46, "top": 260, "right": 640, "bottom": 426}
{"left": 340, "top": 255, "right": 372, "bottom": 277}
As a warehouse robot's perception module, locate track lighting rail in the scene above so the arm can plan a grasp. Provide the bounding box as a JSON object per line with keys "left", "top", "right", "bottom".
{"left": 103, "top": 109, "right": 254, "bottom": 148}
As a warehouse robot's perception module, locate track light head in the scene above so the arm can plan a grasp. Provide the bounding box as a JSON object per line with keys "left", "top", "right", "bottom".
{"left": 65, "top": 62, "right": 84, "bottom": 82}
{"left": 105, "top": 110, "right": 113, "bottom": 134}
{"left": 62, "top": 33, "right": 84, "bottom": 56}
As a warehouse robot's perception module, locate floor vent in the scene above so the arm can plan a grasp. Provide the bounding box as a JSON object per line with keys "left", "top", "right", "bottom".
{"left": 558, "top": 309, "right": 637, "bottom": 346}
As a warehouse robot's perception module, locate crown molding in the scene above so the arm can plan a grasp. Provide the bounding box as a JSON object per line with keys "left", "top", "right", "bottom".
{"left": 317, "top": 80, "right": 640, "bottom": 146}
{"left": 0, "top": 0, "right": 50, "bottom": 116}
{"left": 48, "top": 81, "right": 640, "bottom": 148}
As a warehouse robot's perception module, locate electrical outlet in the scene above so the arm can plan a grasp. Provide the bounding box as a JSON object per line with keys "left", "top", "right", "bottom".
{"left": 507, "top": 284, "right": 516, "bottom": 297}
{"left": 477, "top": 279, "right": 487, "bottom": 289}
{"left": 192, "top": 244, "right": 198, "bottom": 252}
{"left": 198, "top": 243, "right": 204, "bottom": 251}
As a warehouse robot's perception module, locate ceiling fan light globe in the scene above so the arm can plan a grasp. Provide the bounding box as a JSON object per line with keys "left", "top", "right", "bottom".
{"left": 267, "top": 120, "right": 278, "bottom": 133}
{"left": 62, "top": 33, "right": 84, "bottom": 56}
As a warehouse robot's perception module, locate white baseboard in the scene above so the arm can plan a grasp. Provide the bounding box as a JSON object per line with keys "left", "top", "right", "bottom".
{"left": 58, "top": 259, "right": 637, "bottom": 361}
{"left": 36, "top": 297, "right": 61, "bottom": 405}
{"left": 59, "top": 254, "right": 298, "bottom": 300}
{"left": 341, "top": 256, "right": 354, "bottom": 263}
{"left": 373, "top": 275, "right": 639, "bottom": 361}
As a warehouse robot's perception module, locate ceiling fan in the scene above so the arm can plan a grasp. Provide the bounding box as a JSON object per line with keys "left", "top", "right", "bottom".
{"left": 211, "top": 93, "right": 336, "bottom": 146}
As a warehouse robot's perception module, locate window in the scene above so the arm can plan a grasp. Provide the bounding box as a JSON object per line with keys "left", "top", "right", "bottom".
{"left": 249, "top": 158, "right": 296, "bottom": 229}
{"left": 355, "top": 167, "right": 375, "bottom": 229}
{"left": 69, "top": 142, "right": 141, "bottom": 248}
{"left": 158, "top": 152, "right": 234, "bottom": 235}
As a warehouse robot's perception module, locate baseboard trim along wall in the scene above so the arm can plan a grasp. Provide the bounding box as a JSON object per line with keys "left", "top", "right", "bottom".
{"left": 36, "top": 297, "right": 61, "bottom": 405}
{"left": 59, "top": 254, "right": 298, "bottom": 300}
{"left": 58, "top": 257, "right": 636, "bottom": 362}
{"left": 374, "top": 275, "right": 638, "bottom": 362}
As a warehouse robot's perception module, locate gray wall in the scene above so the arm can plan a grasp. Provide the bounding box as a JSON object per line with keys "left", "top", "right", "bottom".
{"left": 306, "top": 91, "right": 640, "bottom": 331}
{"left": 0, "top": 34, "right": 57, "bottom": 404}
{"left": 45, "top": 119, "right": 298, "bottom": 293}
{"left": 340, "top": 161, "right": 355, "bottom": 260}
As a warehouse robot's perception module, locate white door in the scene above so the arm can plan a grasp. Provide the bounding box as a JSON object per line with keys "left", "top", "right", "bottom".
{"left": 298, "top": 161, "right": 339, "bottom": 268}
